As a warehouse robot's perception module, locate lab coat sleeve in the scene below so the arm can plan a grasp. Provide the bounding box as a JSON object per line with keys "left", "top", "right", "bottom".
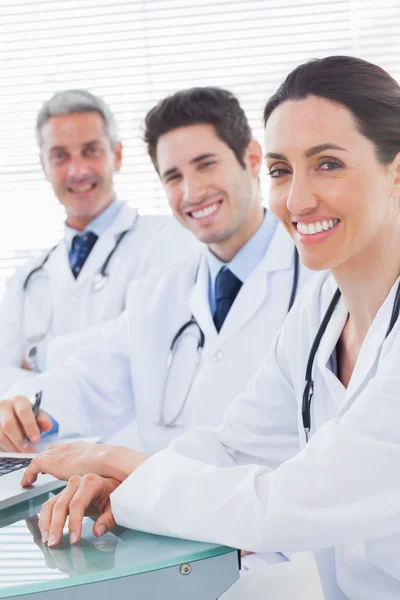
{"left": 142, "top": 218, "right": 201, "bottom": 271}
{"left": 43, "top": 318, "right": 121, "bottom": 372}
{"left": 111, "top": 325, "right": 400, "bottom": 556}
{"left": 110, "top": 327, "right": 300, "bottom": 547}
{"left": 0, "top": 268, "right": 37, "bottom": 395}
{"left": 4, "top": 311, "right": 134, "bottom": 440}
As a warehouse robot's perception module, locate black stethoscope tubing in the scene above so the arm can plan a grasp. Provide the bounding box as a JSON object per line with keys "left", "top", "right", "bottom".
{"left": 22, "top": 229, "right": 131, "bottom": 291}
{"left": 158, "top": 246, "right": 300, "bottom": 427}
{"left": 22, "top": 245, "right": 58, "bottom": 290}
{"left": 287, "top": 246, "right": 299, "bottom": 314}
{"left": 302, "top": 279, "right": 400, "bottom": 442}
{"left": 169, "top": 246, "right": 299, "bottom": 356}
{"left": 168, "top": 316, "right": 205, "bottom": 357}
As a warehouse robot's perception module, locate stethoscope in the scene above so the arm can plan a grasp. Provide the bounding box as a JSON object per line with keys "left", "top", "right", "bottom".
{"left": 23, "top": 228, "right": 131, "bottom": 293}
{"left": 156, "top": 246, "right": 300, "bottom": 427}
{"left": 21, "top": 228, "right": 132, "bottom": 342}
{"left": 302, "top": 279, "right": 400, "bottom": 443}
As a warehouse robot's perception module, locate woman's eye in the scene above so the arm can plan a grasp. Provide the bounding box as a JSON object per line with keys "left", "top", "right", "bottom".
{"left": 268, "top": 167, "right": 291, "bottom": 179}
{"left": 318, "top": 160, "right": 343, "bottom": 171}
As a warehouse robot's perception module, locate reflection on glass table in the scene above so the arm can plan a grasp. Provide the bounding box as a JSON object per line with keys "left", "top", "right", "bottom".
{"left": 0, "top": 492, "right": 239, "bottom": 600}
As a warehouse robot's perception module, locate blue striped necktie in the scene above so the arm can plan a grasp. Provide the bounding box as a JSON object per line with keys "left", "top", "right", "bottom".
{"left": 69, "top": 231, "right": 98, "bottom": 279}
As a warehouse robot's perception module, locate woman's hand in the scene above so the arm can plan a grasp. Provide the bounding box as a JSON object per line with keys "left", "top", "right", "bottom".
{"left": 21, "top": 441, "right": 148, "bottom": 487}
{"left": 39, "top": 474, "right": 120, "bottom": 547}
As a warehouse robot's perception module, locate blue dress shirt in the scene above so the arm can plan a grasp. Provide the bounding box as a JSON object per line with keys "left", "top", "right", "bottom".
{"left": 206, "top": 209, "right": 279, "bottom": 313}
{"left": 64, "top": 198, "right": 124, "bottom": 251}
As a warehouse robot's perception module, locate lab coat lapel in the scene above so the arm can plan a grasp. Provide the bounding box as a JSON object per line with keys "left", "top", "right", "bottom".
{"left": 188, "top": 253, "right": 217, "bottom": 351}
{"left": 316, "top": 280, "right": 349, "bottom": 406}
{"left": 212, "top": 225, "right": 294, "bottom": 353}
{"left": 73, "top": 204, "right": 138, "bottom": 289}
{"left": 315, "top": 276, "right": 399, "bottom": 412}
{"left": 43, "top": 240, "right": 75, "bottom": 285}
{"left": 345, "top": 277, "right": 400, "bottom": 403}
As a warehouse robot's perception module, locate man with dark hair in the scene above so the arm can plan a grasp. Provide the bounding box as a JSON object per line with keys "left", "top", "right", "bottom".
{"left": 2, "top": 87, "right": 313, "bottom": 569}
{"left": 145, "top": 87, "right": 251, "bottom": 169}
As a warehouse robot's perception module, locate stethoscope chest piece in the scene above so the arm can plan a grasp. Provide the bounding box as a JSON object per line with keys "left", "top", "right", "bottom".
{"left": 92, "top": 273, "right": 108, "bottom": 292}
{"left": 153, "top": 416, "right": 184, "bottom": 427}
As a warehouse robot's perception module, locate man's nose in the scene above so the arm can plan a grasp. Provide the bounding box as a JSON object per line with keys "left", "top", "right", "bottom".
{"left": 67, "top": 158, "right": 91, "bottom": 181}
{"left": 182, "top": 174, "right": 207, "bottom": 204}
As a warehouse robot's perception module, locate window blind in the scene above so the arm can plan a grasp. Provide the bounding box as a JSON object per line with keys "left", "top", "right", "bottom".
{"left": 0, "top": 0, "right": 398, "bottom": 293}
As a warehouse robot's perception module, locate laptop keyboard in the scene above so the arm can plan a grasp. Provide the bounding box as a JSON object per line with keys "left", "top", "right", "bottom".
{"left": 0, "top": 457, "right": 31, "bottom": 476}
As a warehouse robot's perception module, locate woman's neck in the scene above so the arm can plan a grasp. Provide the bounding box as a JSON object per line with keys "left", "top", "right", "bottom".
{"left": 332, "top": 224, "right": 400, "bottom": 344}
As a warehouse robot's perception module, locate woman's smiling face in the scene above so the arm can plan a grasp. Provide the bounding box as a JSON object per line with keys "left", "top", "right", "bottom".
{"left": 264, "top": 95, "right": 400, "bottom": 272}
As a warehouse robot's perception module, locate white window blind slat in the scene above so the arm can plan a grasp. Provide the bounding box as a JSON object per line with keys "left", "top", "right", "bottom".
{"left": 0, "top": 0, "right": 398, "bottom": 297}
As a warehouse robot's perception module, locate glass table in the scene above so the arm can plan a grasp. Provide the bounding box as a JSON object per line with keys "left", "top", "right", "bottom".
{"left": 0, "top": 492, "right": 239, "bottom": 599}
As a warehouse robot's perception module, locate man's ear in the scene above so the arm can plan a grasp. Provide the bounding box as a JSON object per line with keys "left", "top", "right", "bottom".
{"left": 244, "top": 139, "right": 263, "bottom": 178}
{"left": 113, "top": 142, "right": 123, "bottom": 172}
{"left": 40, "top": 153, "right": 51, "bottom": 182}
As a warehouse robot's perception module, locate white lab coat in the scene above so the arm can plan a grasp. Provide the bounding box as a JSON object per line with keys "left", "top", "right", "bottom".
{"left": 109, "top": 271, "right": 400, "bottom": 600}
{"left": 0, "top": 203, "right": 199, "bottom": 395}
{"left": 4, "top": 224, "right": 313, "bottom": 453}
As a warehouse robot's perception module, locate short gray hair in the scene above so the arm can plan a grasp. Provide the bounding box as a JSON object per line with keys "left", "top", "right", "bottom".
{"left": 36, "top": 89, "right": 119, "bottom": 147}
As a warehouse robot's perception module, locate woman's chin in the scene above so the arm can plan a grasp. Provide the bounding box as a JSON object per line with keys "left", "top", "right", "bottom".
{"left": 298, "top": 251, "right": 334, "bottom": 272}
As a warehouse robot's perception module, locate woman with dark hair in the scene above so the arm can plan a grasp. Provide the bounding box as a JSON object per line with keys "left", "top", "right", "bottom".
{"left": 25, "top": 56, "right": 400, "bottom": 598}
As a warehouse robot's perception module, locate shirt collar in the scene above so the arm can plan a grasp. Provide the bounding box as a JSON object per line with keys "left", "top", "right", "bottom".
{"left": 206, "top": 208, "right": 279, "bottom": 287}
{"left": 64, "top": 199, "right": 123, "bottom": 250}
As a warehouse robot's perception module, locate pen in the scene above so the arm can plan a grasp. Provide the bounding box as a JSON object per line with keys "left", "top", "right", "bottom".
{"left": 23, "top": 391, "right": 43, "bottom": 448}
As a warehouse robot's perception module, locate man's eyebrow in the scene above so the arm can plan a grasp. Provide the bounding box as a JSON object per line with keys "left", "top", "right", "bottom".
{"left": 265, "top": 143, "right": 347, "bottom": 161}
{"left": 161, "top": 153, "right": 218, "bottom": 180}
{"left": 49, "top": 145, "right": 67, "bottom": 153}
{"left": 82, "top": 139, "right": 101, "bottom": 147}
{"left": 48, "top": 140, "right": 101, "bottom": 153}
{"left": 161, "top": 167, "right": 179, "bottom": 180}
{"left": 189, "top": 153, "right": 217, "bottom": 164}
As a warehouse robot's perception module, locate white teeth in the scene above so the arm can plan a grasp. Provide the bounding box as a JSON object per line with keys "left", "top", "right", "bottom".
{"left": 191, "top": 203, "right": 219, "bottom": 219}
{"left": 71, "top": 184, "right": 93, "bottom": 193}
{"left": 296, "top": 218, "right": 339, "bottom": 235}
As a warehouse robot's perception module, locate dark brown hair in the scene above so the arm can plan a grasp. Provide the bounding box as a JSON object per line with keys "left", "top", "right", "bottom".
{"left": 263, "top": 56, "right": 400, "bottom": 164}
{"left": 144, "top": 87, "right": 252, "bottom": 170}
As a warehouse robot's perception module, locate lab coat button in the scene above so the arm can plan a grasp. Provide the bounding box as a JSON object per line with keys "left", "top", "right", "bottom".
{"left": 214, "top": 351, "right": 223, "bottom": 361}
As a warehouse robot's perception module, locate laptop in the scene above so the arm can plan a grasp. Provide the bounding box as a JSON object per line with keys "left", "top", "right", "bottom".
{"left": 0, "top": 452, "right": 63, "bottom": 510}
{"left": 0, "top": 435, "right": 99, "bottom": 511}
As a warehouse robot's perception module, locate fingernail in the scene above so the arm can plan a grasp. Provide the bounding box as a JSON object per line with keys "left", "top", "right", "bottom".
{"left": 70, "top": 532, "right": 77, "bottom": 544}
{"left": 42, "top": 531, "right": 49, "bottom": 544}
{"left": 97, "top": 525, "right": 106, "bottom": 537}
{"left": 31, "top": 434, "right": 39, "bottom": 443}
{"left": 48, "top": 534, "right": 56, "bottom": 547}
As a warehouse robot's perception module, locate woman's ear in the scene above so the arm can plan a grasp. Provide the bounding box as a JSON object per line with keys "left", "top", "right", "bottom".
{"left": 389, "top": 152, "right": 400, "bottom": 195}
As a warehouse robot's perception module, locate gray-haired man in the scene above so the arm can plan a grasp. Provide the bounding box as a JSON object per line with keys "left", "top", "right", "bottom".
{"left": 0, "top": 89, "right": 198, "bottom": 395}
